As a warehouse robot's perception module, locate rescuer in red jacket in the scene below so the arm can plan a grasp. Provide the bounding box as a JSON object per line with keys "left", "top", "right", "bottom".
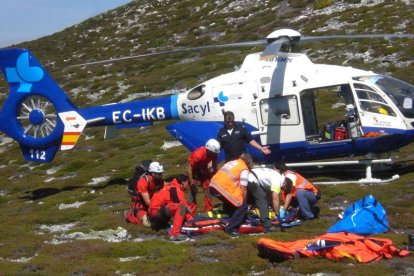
{"left": 186, "top": 139, "right": 220, "bottom": 213}
{"left": 149, "top": 174, "right": 194, "bottom": 242}
{"left": 125, "top": 162, "right": 165, "bottom": 226}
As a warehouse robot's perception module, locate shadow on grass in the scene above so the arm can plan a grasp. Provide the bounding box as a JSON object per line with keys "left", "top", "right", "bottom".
{"left": 20, "top": 177, "right": 128, "bottom": 201}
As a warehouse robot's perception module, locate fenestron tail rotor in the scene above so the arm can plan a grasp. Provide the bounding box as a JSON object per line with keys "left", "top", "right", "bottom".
{"left": 17, "top": 95, "right": 57, "bottom": 139}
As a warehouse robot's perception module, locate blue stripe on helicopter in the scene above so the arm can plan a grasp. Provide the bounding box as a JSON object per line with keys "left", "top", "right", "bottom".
{"left": 170, "top": 95, "right": 179, "bottom": 118}
{"left": 166, "top": 121, "right": 414, "bottom": 163}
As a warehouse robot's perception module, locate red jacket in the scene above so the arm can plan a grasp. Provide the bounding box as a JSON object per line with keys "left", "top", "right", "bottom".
{"left": 136, "top": 174, "right": 162, "bottom": 197}
{"left": 149, "top": 179, "right": 191, "bottom": 211}
{"left": 187, "top": 146, "right": 217, "bottom": 178}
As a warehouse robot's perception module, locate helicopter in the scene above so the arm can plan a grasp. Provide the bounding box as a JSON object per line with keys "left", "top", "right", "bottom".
{"left": 0, "top": 29, "right": 413, "bottom": 183}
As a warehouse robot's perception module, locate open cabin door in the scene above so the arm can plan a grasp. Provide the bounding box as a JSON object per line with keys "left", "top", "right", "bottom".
{"left": 299, "top": 84, "right": 360, "bottom": 143}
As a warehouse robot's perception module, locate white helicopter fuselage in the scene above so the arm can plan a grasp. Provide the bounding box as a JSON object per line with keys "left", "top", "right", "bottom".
{"left": 178, "top": 52, "right": 397, "bottom": 139}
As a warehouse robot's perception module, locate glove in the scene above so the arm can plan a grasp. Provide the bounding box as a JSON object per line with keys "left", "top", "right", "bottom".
{"left": 279, "top": 208, "right": 286, "bottom": 219}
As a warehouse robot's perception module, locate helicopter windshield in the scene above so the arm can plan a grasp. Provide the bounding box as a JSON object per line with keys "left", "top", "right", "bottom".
{"left": 356, "top": 75, "right": 414, "bottom": 118}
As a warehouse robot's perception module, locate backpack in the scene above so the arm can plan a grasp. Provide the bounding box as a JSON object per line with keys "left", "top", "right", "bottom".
{"left": 127, "top": 159, "right": 152, "bottom": 196}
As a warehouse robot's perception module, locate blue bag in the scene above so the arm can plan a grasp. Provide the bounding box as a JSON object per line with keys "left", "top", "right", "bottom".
{"left": 327, "top": 194, "right": 389, "bottom": 235}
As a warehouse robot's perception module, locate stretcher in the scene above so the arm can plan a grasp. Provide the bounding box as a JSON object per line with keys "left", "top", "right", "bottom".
{"left": 181, "top": 208, "right": 302, "bottom": 234}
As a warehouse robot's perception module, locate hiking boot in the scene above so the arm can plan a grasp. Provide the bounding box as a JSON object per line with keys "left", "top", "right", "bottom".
{"left": 124, "top": 211, "right": 130, "bottom": 223}
{"left": 224, "top": 229, "right": 240, "bottom": 237}
{"left": 312, "top": 206, "right": 320, "bottom": 218}
{"left": 264, "top": 226, "right": 279, "bottom": 233}
{"left": 169, "top": 234, "right": 188, "bottom": 242}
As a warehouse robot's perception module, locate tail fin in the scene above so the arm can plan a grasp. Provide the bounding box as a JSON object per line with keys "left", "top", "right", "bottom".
{"left": 0, "top": 48, "right": 83, "bottom": 162}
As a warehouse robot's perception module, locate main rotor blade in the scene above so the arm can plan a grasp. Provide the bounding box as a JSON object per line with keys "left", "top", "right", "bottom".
{"left": 70, "top": 40, "right": 267, "bottom": 67}
{"left": 69, "top": 32, "right": 414, "bottom": 68}
{"left": 260, "top": 37, "right": 290, "bottom": 60}
{"left": 301, "top": 33, "right": 414, "bottom": 43}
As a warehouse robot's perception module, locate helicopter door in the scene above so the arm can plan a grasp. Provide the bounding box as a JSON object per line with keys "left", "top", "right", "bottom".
{"left": 301, "top": 91, "right": 318, "bottom": 136}
{"left": 257, "top": 95, "right": 302, "bottom": 145}
{"left": 352, "top": 82, "right": 406, "bottom": 132}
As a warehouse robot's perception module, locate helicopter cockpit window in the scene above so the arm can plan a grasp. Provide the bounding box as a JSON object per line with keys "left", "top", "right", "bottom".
{"left": 353, "top": 83, "right": 396, "bottom": 117}
{"left": 260, "top": 95, "right": 299, "bottom": 126}
{"left": 187, "top": 85, "right": 205, "bottom": 100}
{"left": 354, "top": 84, "right": 386, "bottom": 103}
{"left": 356, "top": 75, "right": 414, "bottom": 118}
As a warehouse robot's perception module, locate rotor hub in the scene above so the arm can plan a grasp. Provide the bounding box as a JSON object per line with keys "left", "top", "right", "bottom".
{"left": 266, "top": 29, "right": 301, "bottom": 44}
{"left": 29, "top": 109, "right": 45, "bottom": 125}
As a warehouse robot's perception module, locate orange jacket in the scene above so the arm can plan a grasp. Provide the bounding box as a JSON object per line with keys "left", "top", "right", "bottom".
{"left": 258, "top": 232, "right": 410, "bottom": 263}
{"left": 282, "top": 170, "right": 319, "bottom": 200}
{"left": 209, "top": 159, "right": 248, "bottom": 207}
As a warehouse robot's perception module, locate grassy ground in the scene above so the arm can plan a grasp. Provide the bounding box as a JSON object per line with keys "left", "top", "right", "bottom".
{"left": 0, "top": 124, "right": 413, "bottom": 275}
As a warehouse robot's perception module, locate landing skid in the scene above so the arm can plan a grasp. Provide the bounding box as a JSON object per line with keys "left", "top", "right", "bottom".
{"left": 286, "top": 158, "right": 399, "bottom": 185}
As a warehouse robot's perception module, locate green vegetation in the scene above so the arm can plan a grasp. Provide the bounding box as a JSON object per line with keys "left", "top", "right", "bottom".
{"left": 0, "top": 0, "right": 413, "bottom": 274}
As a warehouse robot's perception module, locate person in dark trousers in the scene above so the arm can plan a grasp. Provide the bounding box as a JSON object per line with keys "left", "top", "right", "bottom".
{"left": 209, "top": 153, "right": 254, "bottom": 236}
{"left": 275, "top": 162, "right": 321, "bottom": 220}
{"left": 217, "top": 111, "right": 271, "bottom": 162}
{"left": 247, "top": 166, "right": 286, "bottom": 232}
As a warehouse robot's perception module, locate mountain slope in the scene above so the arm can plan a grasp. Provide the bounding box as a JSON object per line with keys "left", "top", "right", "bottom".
{"left": 0, "top": 0, "right": 413, "bottom": 274}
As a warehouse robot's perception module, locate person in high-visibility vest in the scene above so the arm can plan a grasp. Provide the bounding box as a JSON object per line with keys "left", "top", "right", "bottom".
{"left": 209, "top": 153, "right": 253, "bottom": 236}
{"left": 275, "top": 162, "right": 321, "bottom": 220}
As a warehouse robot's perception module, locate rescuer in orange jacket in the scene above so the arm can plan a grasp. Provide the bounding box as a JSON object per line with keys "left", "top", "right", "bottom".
{"left": 149, "top": 174, "right": 194, "bottom": 242}
{"left": 125, "top": 162, "right": 165, "bottom": 226}
{"left": 275, "top": 162, "right": 320, "bottom": 220}
{"left": 209, "top": 153, "right": 253, "bottom": 236}
{"left": 186, "top": 139, "right": 220, "bottom": 213}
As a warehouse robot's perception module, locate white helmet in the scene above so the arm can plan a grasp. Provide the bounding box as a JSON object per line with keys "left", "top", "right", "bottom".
{"left": 148, "top": 161, "right": 164, "bottom": 173}
{"left": 205, "top": 139, "right": 221, "bottom": 154}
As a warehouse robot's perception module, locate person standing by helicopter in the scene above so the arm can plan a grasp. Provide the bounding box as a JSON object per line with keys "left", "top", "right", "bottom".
{"left": 186, "top": 139, "right": 221, "bottom": 213}
{"left": 217, "top": 111, "right": 271, "bottom": 162}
